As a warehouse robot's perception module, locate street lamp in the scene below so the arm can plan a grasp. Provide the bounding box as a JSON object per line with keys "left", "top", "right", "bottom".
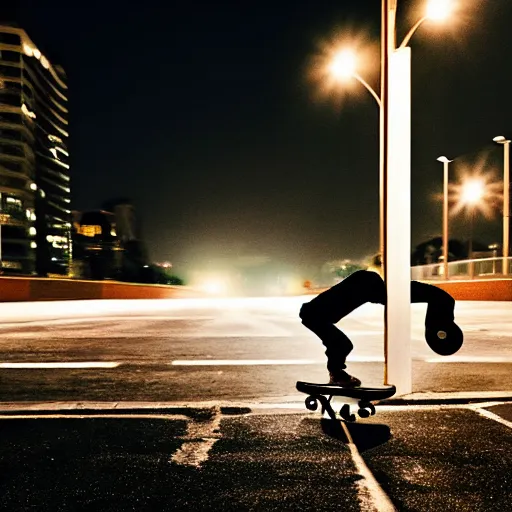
{"left": 460, "top": 178, "right": 485, "bottom": 259}
{"left": 437, "top": 156, "right": 452, "bottom": 279}
{"left": 400, "top": 0, "right": 454, "bottom": 48}
{"left": 329, "top": 49, "right": 382, "bottom": 107}
{"left": 493, "top": 135, "right": 510, "bottom": 275}
{"left": 382, "top": 0, "right": 456, "bottom": 395}
{"left": 320, "top": 0, "right": 457, "bottom": 395}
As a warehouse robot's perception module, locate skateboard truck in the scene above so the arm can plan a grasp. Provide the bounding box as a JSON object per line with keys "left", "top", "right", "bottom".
{"left": 298, "top": 381, "right": 395, "bottom": 422}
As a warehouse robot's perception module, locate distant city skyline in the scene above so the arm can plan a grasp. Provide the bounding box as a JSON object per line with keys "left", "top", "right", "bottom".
{"left": 4, "top": 1, "right": 512, "bottom": 275}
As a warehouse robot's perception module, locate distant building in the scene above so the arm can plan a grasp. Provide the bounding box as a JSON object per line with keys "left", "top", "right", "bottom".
{"left": 72, "top": 210, "right": 122, "bottom": 280}
{"left": 72, "top": 203, "right": 150, "bottom": 281}
{"left": 113, "top": 202, "right": 137, "bottom": 243}
{"left": 0, "top": 24, "right": 71, "bottom": 276}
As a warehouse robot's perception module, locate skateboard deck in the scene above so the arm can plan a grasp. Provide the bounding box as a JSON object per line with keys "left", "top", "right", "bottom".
{"left": 296, "top": 381, "right": 396, "bottom": 422}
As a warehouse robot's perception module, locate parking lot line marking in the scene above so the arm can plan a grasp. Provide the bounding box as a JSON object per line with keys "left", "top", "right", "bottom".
{"left": 170, "top": 357, "right": 384, "bottom": 365}
{"left": 171, "top": 359, "right": 322, "bottom": 365}
{"left": 474, "top": 407, "right": 512, "bottom": 430}
{"left": 171, "top": 408, "right": 222, "bottom": 467}
{"left": 0, "top": 413, "right": 190, "bottom": 421}
{"left": 0, "top": 362, "right": 120, "bottom": 369}
{"left": 341, "top": 422, "right": 397, "bottom": 512}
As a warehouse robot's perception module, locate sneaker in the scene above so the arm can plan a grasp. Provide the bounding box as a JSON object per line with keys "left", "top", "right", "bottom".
{"left": 329, "top": 370, "right": 362, "bottom": 388}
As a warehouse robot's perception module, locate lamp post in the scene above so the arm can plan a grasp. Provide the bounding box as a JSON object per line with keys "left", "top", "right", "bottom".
{"left": 493, "top": 135, "right": 510, "bottom": 275}
{"left": 382, "top": 0, "right": 454, "bottom": 395}
{"left": 326, "top": 0, "right": 455, "bottom": 395}
{"left": 437, "top": 156, "right": 452, "bottom": 279}
{"left": 460, "top": 178, "right": 484, "bottom": 265}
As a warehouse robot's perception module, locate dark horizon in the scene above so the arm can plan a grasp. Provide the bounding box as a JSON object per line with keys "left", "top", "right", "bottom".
{"left": 5, "top": 0, "right": 512, "bottom": 275}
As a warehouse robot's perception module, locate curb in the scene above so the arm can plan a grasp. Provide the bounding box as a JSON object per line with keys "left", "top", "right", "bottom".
{"left": 1, "top": 392, "right": 512, "bottom": 416}
{"left": 380, "top": 391, "right": 512, "bottom": 406}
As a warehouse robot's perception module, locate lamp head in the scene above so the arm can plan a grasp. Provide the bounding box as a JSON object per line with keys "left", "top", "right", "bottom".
{"left": 493, "top": 135, "right": 511, "bottom": 144}
{"left": 329, "top": 49, "right": 357, "bottom": 81}
{"left": 437, "top": 156, "right": 452, "bottom": 163}
{"left": 426, "top": 0, "right": 453, "bottom": 21}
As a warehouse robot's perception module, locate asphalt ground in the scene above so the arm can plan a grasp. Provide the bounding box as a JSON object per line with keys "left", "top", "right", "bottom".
{"left": 1, "top": 400, "right": 511, "bottom": 511}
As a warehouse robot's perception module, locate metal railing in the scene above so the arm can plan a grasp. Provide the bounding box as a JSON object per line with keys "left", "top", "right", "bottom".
{"left": 411, "top": 257, "right": 512, "bottom": 281}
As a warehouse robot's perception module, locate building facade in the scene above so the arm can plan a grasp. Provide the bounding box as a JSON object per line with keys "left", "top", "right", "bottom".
{"left": 0, "top": 24, "right": 71, "bottom": 276}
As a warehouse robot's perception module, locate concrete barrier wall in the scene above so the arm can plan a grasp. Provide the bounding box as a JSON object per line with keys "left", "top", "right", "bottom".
{"left": 424, "top": 279, "right": 512, "bottom": 301}
{"left": 0, "top": 276, "right": 201, "bottom": 302}
{"left": 1, "top": 276, "right": 511, "bottom": 302}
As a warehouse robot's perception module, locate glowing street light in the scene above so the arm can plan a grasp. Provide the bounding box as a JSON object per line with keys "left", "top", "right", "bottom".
{"left": 426, "top": 0, "right": 453, "bottom": 21}
{"left": 400, "top": 0, "right": 454, "bottom": 48}
{"left": 459, "top": 178, "right": 484, "bottom": 260}
{"left": 493, "top": 135, "right": 510, "bottom": 275}
{"left": 328, "top": 49, "right": 382, "bottom": 107}
{"left": 329, "top": 49, "right": 356, "bottom": 80}
{"left": 461, "top": 178, "right": 485, "bottom": 206}
{"left": 437, "top": 156, "right": 452, "bottom": 279}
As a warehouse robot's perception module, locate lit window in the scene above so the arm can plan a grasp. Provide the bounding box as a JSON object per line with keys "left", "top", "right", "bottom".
{"left": 29, "top": 227, "right": 36, "bottom": 235}
{"left": 21, "top": 104, "right": 36, "bottom": 119}
{"left": 79, "top": 225, "right": 102, "bottom": 237}
{"left": 30, "top": 183, "right": 37, "bottom": 191}
{"left": 23, "top": 44, "right": 33, "bottom": 57}
{"left": 30, "top": 241, "right": 37, "bottom": 249}
{"left": 46, "top": 235, "right": 54, "bottom": 242}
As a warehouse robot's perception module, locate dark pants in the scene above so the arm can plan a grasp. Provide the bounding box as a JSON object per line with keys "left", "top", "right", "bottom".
{"left": 299, "top": 270, "right": 455, "bottom": 373}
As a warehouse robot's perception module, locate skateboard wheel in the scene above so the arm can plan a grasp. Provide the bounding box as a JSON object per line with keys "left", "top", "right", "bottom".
{"left": 305, "top": 396, "right": 318, "bottom": 411}
{"left": 339, "top": 404, "right": 356, "bottom": 422}
{"left": 358, "top": 408, "right": 370, "bottom": 418}
{"left": 368, "top": 403, "right": 376, "bottom": 415}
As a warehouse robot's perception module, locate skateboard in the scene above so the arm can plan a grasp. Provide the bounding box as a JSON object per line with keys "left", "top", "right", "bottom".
{"left": 296, "top": 381, "right": 396, "bottom": 422}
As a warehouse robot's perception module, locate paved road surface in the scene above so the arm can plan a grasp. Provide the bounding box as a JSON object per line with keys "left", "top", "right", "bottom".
{"left": 1, "top": 297, "right": 512, "bottom": 510}
{"left": 1, "top": 297, "right": 511, "bottom": 402}
{"left": 1, "top": 401, "right": 511, "bottom": 511}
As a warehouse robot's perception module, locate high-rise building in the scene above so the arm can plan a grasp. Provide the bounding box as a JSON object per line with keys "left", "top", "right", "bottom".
{"left": 0, "top": 24, "right": 71, "bottom": 276}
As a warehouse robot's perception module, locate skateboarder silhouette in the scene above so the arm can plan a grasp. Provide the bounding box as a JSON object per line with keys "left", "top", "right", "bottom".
{"left": 299, "top": 269, "right": 463, "bottom": 387}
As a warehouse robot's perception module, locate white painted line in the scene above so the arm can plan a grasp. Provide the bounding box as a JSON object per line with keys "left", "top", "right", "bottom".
{"left": 341, "top": 422, "right": 397, "bottom": 512}
{"left": 0, "top": 362, "right": 120, "bottom": 369}
{"left": 474, "top": 407, "right": 512, "bottom": 430}
{"left": 423, "top": 356, "right": 512, "bottom": 363}
{"left": 348, "top": 355, "right": 385, "bottom": 362}
{"left": 171, "top": 408, "right": 222, "bottom": 467}
{"left": 0, "top": 413, "right": 189, "bottom": 421}
{"left": 171, "top": 359, "right": 323, "bottom": 366}
{"left": 171, "top": 357, "right": 384, "bottom": 366}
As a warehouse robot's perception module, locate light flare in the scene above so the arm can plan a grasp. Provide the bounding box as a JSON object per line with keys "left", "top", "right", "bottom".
{"left": 426, "top": 0, "right": 453, "bottom": 21}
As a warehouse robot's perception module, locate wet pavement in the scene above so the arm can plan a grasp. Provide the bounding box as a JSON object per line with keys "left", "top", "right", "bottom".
{"left": 1, "top": 401, "right": 511, "bottom": 511}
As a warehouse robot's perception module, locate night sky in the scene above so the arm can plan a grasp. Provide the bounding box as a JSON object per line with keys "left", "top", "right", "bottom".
{"left": 7, "top": 0, "right": 512, "bottom": 277}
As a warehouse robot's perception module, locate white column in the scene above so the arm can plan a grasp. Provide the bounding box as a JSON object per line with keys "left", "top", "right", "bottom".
{"left": 385, "top": 47, "right": 412, "bottom": 396}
